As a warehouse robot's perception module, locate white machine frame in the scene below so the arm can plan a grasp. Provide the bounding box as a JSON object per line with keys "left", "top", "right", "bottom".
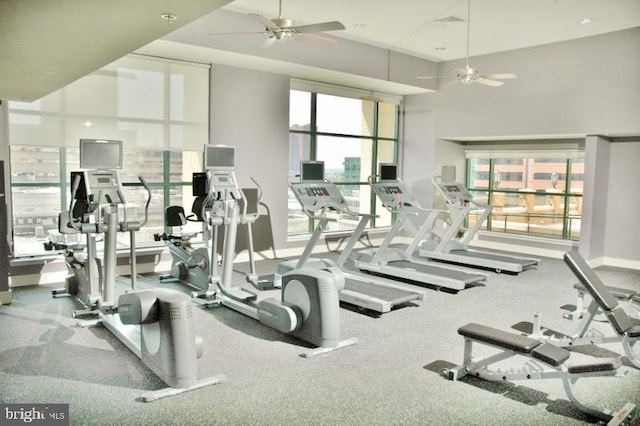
{"left": 203, "top": 146, "right": 357, "bottom": 357}
{"left": 443, "top": 321, "right": 637, "bottom": 425}
{"left": 419, "top": 176, "right": 539, "bottom": 274}
{"left": 529, "top": 251, "right": 640, "bottom": 369}
{"left": 54, "top": 148, "right": 223, "bottom": 401}
{"left": 355, "top": 166, "right": 487, "bottom": 291}
{"left": 281, "top": 167, "right": 426, "bottom": 314}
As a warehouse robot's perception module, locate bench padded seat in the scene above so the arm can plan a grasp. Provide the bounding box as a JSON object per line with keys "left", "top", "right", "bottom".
{"left": 531, "top": 343, "right": 570, "bottom": 367}
{"left": 568, "top": 358, "right": 621, "bottom": 374}
{"left": 458, "top": 323, "right": 541, "bottom": 353}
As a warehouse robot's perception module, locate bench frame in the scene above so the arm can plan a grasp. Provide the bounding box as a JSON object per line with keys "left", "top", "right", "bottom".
{"left": 530, "top": 251, "right": 639, "bottom": 369}
{"left": 564, "top": 283, "right": 639, "bottom": 322}
{"left": 444, "top": 323, "right": 636, "bottom": 425}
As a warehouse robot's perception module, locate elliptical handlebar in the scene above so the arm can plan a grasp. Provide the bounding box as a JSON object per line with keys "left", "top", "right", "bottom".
{"left": 68, "top": 173, "right": 83, "bottom": 231}
{"left": 138, "top": 176, "right": 151, "bottom": 228}
{"left": 250, "top": 176, "right": 263, "bottom": 205}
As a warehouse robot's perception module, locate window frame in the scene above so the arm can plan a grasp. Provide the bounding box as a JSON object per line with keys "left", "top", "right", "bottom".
{"left": 466, "top": 152, "right": 584, "bottom": 241}
{"left": 288, "top": 87, "right": 400, "bottom": 236}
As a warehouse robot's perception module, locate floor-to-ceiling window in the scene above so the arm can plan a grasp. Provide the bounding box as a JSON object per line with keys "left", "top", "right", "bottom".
{"left": 8, "top": 55, "right": 209, "bottom": 257}
{"left": 466, "top": 148, "right": 584, "bottom": 240}
{"left": 288, "top": 82, "right": 400, "bottom": 236}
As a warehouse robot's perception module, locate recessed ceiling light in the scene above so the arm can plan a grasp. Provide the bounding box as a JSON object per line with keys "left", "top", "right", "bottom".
{"left": 161, "top": 13, "right": 178, "bottom": 24}
{"left": 578, "top": 18, "right": 592, "bottom": 25}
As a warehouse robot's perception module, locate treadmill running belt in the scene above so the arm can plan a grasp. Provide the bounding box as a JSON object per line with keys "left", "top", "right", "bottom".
{"left": 452, "top": 250, "right": 538, "bottom": 267}
{"left": 388, "top": 260, "right": 485, "bottom": 284}
{"left": 344, "top": 278, "right": 419, "bottom": 305}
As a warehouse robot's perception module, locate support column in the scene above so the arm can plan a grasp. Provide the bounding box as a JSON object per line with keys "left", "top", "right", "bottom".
{"left": 578, "top": 135, "right": 611, "bottom": 265}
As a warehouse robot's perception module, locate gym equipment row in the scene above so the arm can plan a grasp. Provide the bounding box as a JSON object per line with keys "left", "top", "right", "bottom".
{"left": 354, "top": 164, "right": 487, "bottom": 291}
{"left": 44, "top": 140, "right": 637, "bottom": 423}
{"left": 52, "top": 139, "right": 223, "bottom": 402}
{"left": 194, "top": 146, "right": 357, "bottom": 357}
{"left": 278, "top": 161, "right": 426, "bottom": 313}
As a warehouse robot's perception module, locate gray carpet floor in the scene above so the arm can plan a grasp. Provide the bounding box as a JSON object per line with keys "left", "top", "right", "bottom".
{"left": 1, "top": 248, "right": 639, "bottom": 425}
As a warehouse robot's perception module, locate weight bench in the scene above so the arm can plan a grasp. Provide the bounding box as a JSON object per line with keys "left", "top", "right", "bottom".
{"left": 444, "top": 322, "right": 637, "bottom": 425}
{"left": 564, "top": 281, "right": 639, "bottom": 321}
{"left": 531, "top": 251, "right": 640, "bottom": 369}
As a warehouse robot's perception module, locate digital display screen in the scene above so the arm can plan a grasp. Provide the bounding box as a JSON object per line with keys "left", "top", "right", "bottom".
{"left": 205, "top": 145, "right": 236, "bottom": 169}
{"left": 79, "top": 139, "right": 123, "bottom": 170}
{"left": 301, "top": 161, "right": 324, "bottom": 182}
{"left": 379, "top": 164, "right": 397, "bottom": 181}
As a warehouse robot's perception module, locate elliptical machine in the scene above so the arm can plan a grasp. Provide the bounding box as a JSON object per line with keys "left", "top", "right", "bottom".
{"left": 156, "top": 172, "right": 276, "bottom": 295}
{"left": 53, "top": 139, "right": 223, "bottom": 401}
{"left": 202, "top": 144, "right": 357, "bottom": 357}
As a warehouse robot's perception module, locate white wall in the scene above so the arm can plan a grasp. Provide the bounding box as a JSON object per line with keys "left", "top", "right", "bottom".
{"left": 430, "top": 27, "right": 640, "bottom": 139}
{"left": 209, "top": 64, "right": 293, "bottom": 250}
{"left": 401, "top": 28, "right": 640, "bottom": 265}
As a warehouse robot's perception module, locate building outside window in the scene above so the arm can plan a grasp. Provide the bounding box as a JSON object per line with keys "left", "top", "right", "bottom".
{"left": 7, "top": 55, "right": 209, "bottom": 257}
{"left": 466, "top": 151, "right": 584, "bottom": 240}
{"left": 288, "top": 86, "right": 400, "bottom": 236}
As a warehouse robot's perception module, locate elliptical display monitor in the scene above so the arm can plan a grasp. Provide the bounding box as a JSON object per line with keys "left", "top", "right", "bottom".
{"left": 79, "top": 139, "right": 123, "bottom": 170}
{"left": 204, "top": 145, "right": 236, "bottom": 170}
{"left": 300, "top": 161, "right": 325, "bottom": 182}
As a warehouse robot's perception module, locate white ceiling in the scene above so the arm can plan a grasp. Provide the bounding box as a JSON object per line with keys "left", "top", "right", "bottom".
{"left": 1, "top": 0, "right": 639, "bottom": 102}
{"left": 0, "top": 0, "right": 232, "bottom": 102}
{"left": 222, "top": 0, "right": 640, "bottom": 62}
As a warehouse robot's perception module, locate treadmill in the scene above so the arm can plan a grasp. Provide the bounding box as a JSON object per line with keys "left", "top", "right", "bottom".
{"left": 418, "top": 177, "right": 539, "bottom": 274}
{"left": 278, "top": 161, "right": 425, "bottom": 314}
{"left": 354, "top": 164, "right": 487, "bottom": 291}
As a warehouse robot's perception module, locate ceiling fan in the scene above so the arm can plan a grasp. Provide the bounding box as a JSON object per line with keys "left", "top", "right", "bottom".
{"left": 418, "top": 0, "right": 516, "bottom": 87}
{"left": 209, "top": 0, "right": 346, "bottom": 46}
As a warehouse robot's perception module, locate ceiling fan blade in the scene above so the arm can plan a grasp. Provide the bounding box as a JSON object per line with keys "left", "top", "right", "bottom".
{"left": 474, "top": 78, "right": 504, "bottom": 87}
{"left": 208, "top": 31, "right": 267, "bottom": 36}
{"left": 480, "top": 73, "right": 517, "bottom": 80}
{"left": 249, "top": 13, "right": 279, "bottom": 29}
{"left": 297, "top": 33, "right": 339, "bottom": 46}
{"left": 262, "top": 37, "right": 278, "bottom": 48}
{"left": 294, "top": 21, "right": 346, "bottom": 33}
{"left": 416, "top": 76, "right": 457, "bottom": 80}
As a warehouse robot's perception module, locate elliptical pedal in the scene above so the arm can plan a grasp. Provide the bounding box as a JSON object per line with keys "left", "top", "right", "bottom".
{"left": 221, "top": 286, "right": 258, "bottom": 303}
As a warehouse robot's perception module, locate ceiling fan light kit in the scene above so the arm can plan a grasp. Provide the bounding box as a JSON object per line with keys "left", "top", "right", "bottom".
{"left": 210, "top": 0, "right": 345, "bottom": 46}
{"left": 417, "top": 0, "right": 517, "bottom": 88}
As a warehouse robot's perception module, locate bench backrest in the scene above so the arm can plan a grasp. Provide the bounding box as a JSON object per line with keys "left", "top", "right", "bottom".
{"left": 564, "top": 251, "right": 618, "bottom": 310}
{"left": 564, "top": 250, "right": 632, "bottom": 335}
